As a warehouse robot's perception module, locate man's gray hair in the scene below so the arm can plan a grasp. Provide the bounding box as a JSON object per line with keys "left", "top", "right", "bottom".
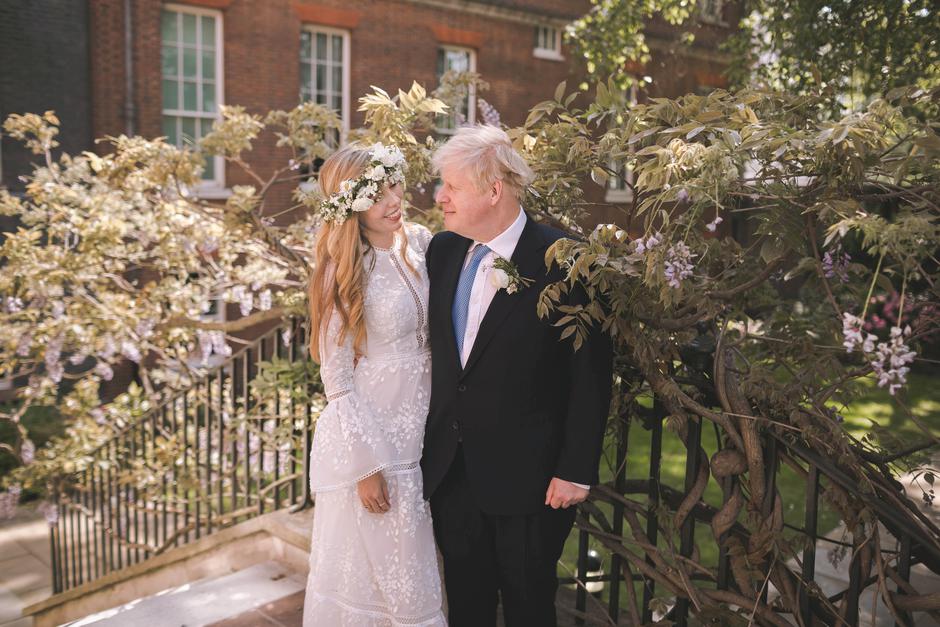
{"left": 432, "top": 125, "right": 534, "bottom": 199}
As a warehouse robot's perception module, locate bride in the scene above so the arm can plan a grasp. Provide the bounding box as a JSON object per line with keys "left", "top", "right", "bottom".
{"left": 302, "top": 143, "right": 446, "bottom": 626}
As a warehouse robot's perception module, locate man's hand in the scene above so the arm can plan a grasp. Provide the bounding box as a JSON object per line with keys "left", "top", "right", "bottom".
{"left": 545, "top": 477, "right": 589, "bottom": 509}
{"left": 357, "top": 472, "right": 390, "bottom": 514}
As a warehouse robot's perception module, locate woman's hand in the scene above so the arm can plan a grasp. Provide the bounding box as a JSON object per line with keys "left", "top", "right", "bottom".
{"left": 357, "top": 472, "right": 390, "bottom": 514}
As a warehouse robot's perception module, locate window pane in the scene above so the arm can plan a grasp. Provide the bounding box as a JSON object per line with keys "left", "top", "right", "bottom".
{"left": 203, "top": 82, "right": 216, "bottom": 112}
{"left": 316, "top": 33, "right": 327, "bottom": 61}
{"left": 315, "top": 65, "right": 325, "bottom": 91}
{"left": 201, "top": 16, "right": 215, "bottom": 49}
{"left": 200, "top": 117, "right": 215, "bottom": 137}
{"left": 332, "top": 94, "right": 341, "bottom": 111}
{"left": 331, "top": 65, "right": 342, "bottom": 95}
{"left": 183, "top": 81, "right": 197, "bottom": 111}
{"left": 162, "top": 80, "right": 179, "bottom": 109}
{"left": 202, "top": 156, "right": 215, "bottom": 181}
{"left": 161, "top": 11, "right": 177, "bottom": 44}
{"left": 300, "top": 62, "right": 311, "bottom": 93}
{"left": 182, "top": 13, "right": 197, "bottom": 45}
{"left": 300, "top": 31, "right": 311, "bottom": 60}
{"left": 162, "top": 116, "right": 178, "bottom": 145}
{"left": 183, "top": 47, "right": 197, "bottom": 78}
{"left": 315, "top": 92, "right": 326, "bottom": 105}
{"left": 436, "top": 49, "right": 445, "bottom": 77}
{"left": 331, "top": 35, "right": 342, "bottom": 63}
{"left": 162, "top": 45, "right": 178, "bottom": 77}
{"left": 202, "top": 50, "right": 215, "bottom": 79}
{"left": 181, "top": 117, "right": 196, "bottom": 145}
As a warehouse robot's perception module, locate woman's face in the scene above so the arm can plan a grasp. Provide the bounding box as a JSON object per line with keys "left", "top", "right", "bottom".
{"left": 358, "top": 182, "right": 404, "bottom": 238}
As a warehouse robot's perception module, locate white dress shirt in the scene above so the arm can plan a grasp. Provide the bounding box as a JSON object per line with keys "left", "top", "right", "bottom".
{"left": 457, "top": 207, "right": 591, "bottom": 491}
{"left": 458, "top": 206, "right": 527, "bottom": 367}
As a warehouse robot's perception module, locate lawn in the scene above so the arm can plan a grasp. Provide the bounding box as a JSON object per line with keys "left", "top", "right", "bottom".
{"left": 558, "top": 366, "right": 940, "bottom": 608}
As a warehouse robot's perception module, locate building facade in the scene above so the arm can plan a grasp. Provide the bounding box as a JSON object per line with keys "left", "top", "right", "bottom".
{"left": 1, "top": 0, "right": 738, "bottom": 400}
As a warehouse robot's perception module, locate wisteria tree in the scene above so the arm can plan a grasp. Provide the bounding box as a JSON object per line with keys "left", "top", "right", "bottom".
{"left": 2, "top": 74, "right": 939, "bottom": 621}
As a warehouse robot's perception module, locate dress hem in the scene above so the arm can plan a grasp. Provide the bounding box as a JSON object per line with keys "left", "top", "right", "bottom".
{"left": 306, "top": 589, "right": 446, "bottom": 626}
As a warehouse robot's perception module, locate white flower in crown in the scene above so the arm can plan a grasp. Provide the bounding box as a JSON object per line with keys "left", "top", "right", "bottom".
{"left": 490, "top": 257, "right": 533, "bottom": 295}
{"left": 351, "top": 197, "right": 374, "bottom": 213}
{"left": 315, "top": 143, "right": 406, "bottom": 224}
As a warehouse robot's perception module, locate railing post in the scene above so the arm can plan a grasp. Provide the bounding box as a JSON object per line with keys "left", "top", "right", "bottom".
{"left": 675, "top": 415, "right": 702, "bottom": 626}
{"left": 641, "top": 397, "right": 665, "bottom": 623}
{"left": 895, "top": 533, "right": 912, "bottom": 627}
{"left": 800, "top": 463, "right": 820, "bottom": 623}
{"left": 608, "top": 407, "right": 629, "bottom": 621}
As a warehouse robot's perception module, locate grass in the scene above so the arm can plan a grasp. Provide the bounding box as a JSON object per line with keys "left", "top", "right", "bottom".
{"left": 558, "top": 366, "right": 940, "bottom": 607}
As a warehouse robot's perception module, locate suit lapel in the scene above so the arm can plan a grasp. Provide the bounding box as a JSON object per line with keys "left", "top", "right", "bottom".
{"left": 460, "top": 215, "right": 546, "bottom": 378}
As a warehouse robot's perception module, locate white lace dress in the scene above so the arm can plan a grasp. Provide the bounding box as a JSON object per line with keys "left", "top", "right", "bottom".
{"left": 303, "top": 223, "right": 446, "bottom": 627}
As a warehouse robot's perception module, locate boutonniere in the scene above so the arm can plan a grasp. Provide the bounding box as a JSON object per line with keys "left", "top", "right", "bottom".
{"left": 490, "top": 257, "right": 534, "bottom": 295}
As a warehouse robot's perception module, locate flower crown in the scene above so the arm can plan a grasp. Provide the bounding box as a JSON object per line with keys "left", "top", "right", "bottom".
{"left": 317, "top": 143, "right": 407, "bottom": 224}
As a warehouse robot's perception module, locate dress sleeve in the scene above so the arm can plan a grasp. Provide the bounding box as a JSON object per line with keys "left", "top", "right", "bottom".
{"left": 308, "top": 308, "right": 399, "bottom": 492}
{"left": 406, "top": 222, "right": 433, "bottom": 254}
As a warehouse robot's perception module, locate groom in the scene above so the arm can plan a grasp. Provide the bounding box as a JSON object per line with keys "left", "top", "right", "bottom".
{"left": 422, "top": 125, "right": 613, "bottom": 627}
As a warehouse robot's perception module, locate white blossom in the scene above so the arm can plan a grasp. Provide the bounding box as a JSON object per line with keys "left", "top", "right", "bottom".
{"left": 15, "top": 331, "right": 32, "bottom": 357}
{"left": 121, "top": 339, "right": 142, "bottom": 363}
{"left": 258, "top": 289, "right": 273, "bottom": 311}
{"left": 21, "top": 439, "right": 35, "bottom": 465}
{"left": 351, "top": 197, "right": 374, "bottom": 213}
{"left": 239, "top": 291, "right": 254, "bottom": 317}
{"left": 95, "top": 361, "right": 114, "bottom": 381}
{"left": 3, "top": 296, "right": 23, "bottom": 313}
{"left": 841, "top": 313, "right": 865, "bottom": 352}
{"left": 870, "top": 326, "right": 917, "bottom": 395}
{"left": 706, "top": 215, "right": 723, "bottom": 232}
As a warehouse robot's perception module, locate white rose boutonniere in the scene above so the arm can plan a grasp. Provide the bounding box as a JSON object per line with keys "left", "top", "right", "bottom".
{"left": 490, "top": 257, "right": 533, "bottom": 295}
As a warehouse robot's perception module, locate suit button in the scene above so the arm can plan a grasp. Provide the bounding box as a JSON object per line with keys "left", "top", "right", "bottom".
{"left": 451, "top": 420, "right": 460, "bottom": 431}
{"left": 457, "top": 384, "right": 467, "bottom": 392}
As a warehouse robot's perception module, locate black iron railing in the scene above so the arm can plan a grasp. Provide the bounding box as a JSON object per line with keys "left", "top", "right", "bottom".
{"left": 558, "top": 397, "right": 940, "bottom": 626}
{"left": 47, "top": 321, "right": 938, "bottom": 626}
{"left": 49, "top": 318, "right": 316, "bottom": 593}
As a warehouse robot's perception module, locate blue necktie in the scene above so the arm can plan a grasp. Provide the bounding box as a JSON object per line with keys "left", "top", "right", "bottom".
{"left": 452, "top": 244, "right": 491, "bottom": 358}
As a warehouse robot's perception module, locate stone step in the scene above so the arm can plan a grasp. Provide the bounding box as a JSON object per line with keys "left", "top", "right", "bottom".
{"left": 63, "top": 561, "right": 305, "bottom": 627}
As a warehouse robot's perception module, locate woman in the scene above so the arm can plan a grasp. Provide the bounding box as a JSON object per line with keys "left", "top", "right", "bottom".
{"left": 303, "top": 143, "right": 446, "bottom": 626}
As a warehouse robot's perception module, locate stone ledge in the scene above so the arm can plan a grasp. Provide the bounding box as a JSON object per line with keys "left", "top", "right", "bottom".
{"left": 24, "top": 507, "right": 314, "bottom": 627}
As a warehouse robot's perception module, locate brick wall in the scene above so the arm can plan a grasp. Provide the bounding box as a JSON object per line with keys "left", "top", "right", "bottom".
{"left": 0, "top": 0, "right": 93, "bottom": 194}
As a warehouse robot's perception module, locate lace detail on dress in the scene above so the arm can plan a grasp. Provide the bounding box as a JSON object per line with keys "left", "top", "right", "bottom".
{"left": 326, "top": 389, "right": 351, "bottom": 402}
{"left": 389, "top": 252, "right": 428, "bottom": 349}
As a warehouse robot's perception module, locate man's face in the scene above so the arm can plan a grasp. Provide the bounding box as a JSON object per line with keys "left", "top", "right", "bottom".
{"left": 435, "top": 164, "right": 492, "bottom": 240}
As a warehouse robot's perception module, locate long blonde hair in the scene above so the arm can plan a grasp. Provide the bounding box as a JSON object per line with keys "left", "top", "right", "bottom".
{"left": 307, "top": 145, "right": 416, "bottom": 362}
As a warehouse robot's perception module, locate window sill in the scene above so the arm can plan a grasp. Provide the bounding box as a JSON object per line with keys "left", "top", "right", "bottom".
{"left": 533, "top": 48, "right": 564, "bottom": 62}
{"left": 195, "top": 186, "right": 234, "bottom": 200}
{"left": 605, "top": 189, "right": 634, "bottom": 204}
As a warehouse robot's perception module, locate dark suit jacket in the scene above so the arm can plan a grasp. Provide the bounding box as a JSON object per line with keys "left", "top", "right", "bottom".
{"left": 421, "top": 214, "right": 614, "bottom": 515}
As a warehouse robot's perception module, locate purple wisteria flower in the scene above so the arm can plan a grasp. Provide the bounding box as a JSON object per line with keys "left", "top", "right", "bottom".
{"left": 663, "top": 242, "right": 697, "bottom": 288}
{"left": 822, "top": 246, "right": 851, "bottom": 283}
{"left": 706, "top": 215, "right": 723, "bottom": 232}
{"left": 477, "top": 98, "right": 501, "bottom": 126}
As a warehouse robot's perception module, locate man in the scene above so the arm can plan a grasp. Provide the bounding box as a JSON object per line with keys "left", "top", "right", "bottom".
{"left": 422, "top": 125, "right": 613, "bottom": 627}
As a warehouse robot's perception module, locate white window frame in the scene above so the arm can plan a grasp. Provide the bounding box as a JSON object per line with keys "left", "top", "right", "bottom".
{"left": 162, "top": 3, "right": 226, "bottom": 197}
{"left": 606, "top": 85, "right": 638, "bottom": 204}
{"left": 533, "top": 25, "right": 563, "bottom": 61}
{"left": 300, "top": 24, "right": 351, "bottom": 142}
{"left": 698, "top": 0, "right": 726, "bottom": 25}
{"left": 436, "top": 45, "right": 477, "bottom": 135}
